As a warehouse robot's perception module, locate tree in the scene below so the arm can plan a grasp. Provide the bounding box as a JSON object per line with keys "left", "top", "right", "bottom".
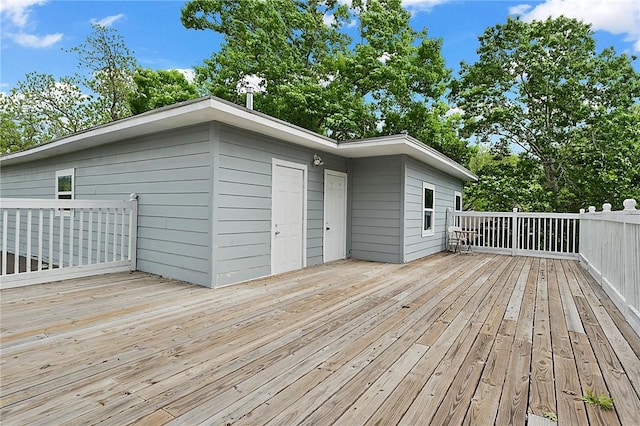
{"left": 464, "top": 145, "right": 551, "bottom": 211}
{"left": 451, "top": 16, "right": 639, "bottom": 211}
{"left": 68, "top": 23, "right": 138, "bottom": 121}
{"left": 0, "top": 72, "right": 102, "bottom": 151}
{"left": 181, "top": 0, "right": 468, "bottom": 163}
{"left": 128, "top": 68, "right": 200, "bottom": 115}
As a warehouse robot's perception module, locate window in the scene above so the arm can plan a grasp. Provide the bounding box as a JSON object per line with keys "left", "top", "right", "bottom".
{"left": 422, "top": 182, "right": 435, "bottom": 236}
{"left": 56, "top": 168, "right": 74, "bottom": 215}
{"left": 454, "top": 191, "right": 462, "bottom": 211}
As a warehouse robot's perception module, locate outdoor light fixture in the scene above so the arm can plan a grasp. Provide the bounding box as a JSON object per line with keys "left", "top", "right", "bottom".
{"left": 313, "top": 154, "right": 324, "bottom": 166}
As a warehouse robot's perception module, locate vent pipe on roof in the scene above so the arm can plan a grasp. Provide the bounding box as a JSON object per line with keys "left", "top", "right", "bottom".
{"left": 246, "top": 86, "right": 254, "bottom": 110}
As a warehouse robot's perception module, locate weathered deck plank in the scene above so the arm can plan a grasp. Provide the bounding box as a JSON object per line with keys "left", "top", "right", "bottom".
{"left": 2, "top": 253, "right": 640, "bottom": 425}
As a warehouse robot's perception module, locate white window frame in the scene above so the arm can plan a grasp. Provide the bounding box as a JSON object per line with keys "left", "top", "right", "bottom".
{"left": 422, "top": 182, "right": 435, "bottom": 237}
{"left": 454, "top": 191, "right": 462, "bottom": 212}
{"left": 55, "top": 168, "right": 75, "bottom": 216}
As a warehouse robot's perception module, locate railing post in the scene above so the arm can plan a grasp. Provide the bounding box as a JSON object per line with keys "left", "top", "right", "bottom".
{"left": 128, "top": 193, "right": 139, "bottom": 272}
{"left": 511, "top": 207, "right": 518, "bottom": 256}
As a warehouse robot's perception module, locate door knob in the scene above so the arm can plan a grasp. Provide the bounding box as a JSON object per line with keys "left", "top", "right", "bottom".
{"left": 326, "top": 227, "right": 330, "bottom": 230}
{"left": 275, "top": 230, "right": 280, "bottom": 235}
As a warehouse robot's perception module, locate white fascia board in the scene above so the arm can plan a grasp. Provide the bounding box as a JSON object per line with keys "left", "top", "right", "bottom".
{"left": 337, "top": 135, "right": 477, "bottom": 181}
{"left": 0, "top": 97, "right": 337, "bottom": 166}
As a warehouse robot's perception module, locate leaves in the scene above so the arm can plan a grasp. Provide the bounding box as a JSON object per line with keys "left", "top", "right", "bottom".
{"left": 181, "top": 0, "right": 465, "bottom": 162}
{"left": 128, "top": 68, "right": 200, "bottom": 115}
{"left": 451, "top": 16, "right": 639, "bottom": 211}
{"left": 582, "top": 389, "right": 614, "bottom": 410}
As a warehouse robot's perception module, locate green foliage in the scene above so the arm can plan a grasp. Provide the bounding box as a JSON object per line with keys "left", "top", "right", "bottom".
{"left": 464, "top": 146, "right": 552, "bottom": 211}
{"left": 128, "top": 68, "right": 200, "bottom": 115}
{"left": 181, "top": 0, "right": 468, "bottom": 164}
{"left": 543, "top": 412, "right": 558, "bottom": 422}
{"left": 0, "top": 72, "right": 102, "bottom": 151}
{"left": 68, "top": 23, "right": 138, "bottom": 121}
{"left": 451, "top": 16, "right": 640, "bottom": 211}
{"left": 582, "top": 389, "right": 614, "bottom": 410}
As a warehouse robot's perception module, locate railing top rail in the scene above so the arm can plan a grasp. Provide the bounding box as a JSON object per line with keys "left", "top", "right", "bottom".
{"left": 453, "top": 211, "right": 579, "bottom": 219}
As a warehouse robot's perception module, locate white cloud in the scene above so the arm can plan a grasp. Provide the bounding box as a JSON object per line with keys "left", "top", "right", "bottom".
{"left": 0, "top": 0, "right": 47, "bottom": 27}
{"left": 11, "top": 31, "right": 62, "bottom": 47}
{"left": 514, "top": 0, "right": 640, "bottom": 51}
{"left": 402, "top": 0, "right": 450, "bottom": 11}
{"left": 446, "top": 106, "right": 464, "bottom": 117}
{"left": 90, "top": 13, "right": 124, "bottom": 27}
{"left": 508, "top": 4, "right": 532, "bottom": 16}
{"left": 1, "top": 0, "right": 64, "bottom": 48}
{"left": 174, "top": 68, "right": 196, "bottom": 83}
{"left": 323, "top": 13, "right": 336, "bottom": 27}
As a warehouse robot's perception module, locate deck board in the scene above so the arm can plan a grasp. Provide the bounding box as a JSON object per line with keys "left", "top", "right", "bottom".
{"left": 2, "top": 253, "right": 640, "bottom": 425}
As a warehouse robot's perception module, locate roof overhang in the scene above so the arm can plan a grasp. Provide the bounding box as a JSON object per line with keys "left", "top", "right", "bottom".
{"left": 338, "top": 135, "right": 477, "bottom": 181}
{"left": 1, "top": 96, "right": 477, "bottom": 181}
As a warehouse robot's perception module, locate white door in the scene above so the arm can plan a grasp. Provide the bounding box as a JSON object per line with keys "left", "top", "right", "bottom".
{"left": 323, "top": 170, "right": 347, "bottom": 262}
{"left": 272, "top": 159, "right": 307, "bottom": 275}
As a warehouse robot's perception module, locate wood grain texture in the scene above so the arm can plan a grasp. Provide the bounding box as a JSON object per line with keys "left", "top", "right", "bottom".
{"left": 1, "top": 253, "right": 639, "bottom": 425}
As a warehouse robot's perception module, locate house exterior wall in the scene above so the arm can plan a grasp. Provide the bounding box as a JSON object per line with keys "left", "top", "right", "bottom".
{"left": 0, "top": 124, "right": 213, "bottom": 286}
{"left": 349, "top": 156, "right": 403, "bottom": 263}
{"left": 213, "top": 124, "right": 348, "bottom": 286}
{"left": 403, "top": 156, "right": 464, "bottom": 262}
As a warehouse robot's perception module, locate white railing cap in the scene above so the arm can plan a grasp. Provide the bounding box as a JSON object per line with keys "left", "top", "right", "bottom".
{"left": 623, "top": 199, "right": 637, "bottom": 211}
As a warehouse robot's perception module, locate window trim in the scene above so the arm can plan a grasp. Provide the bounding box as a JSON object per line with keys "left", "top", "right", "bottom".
{"left": 454, "top": 191, "right": 462, "bottom": 212}
{"left": 55, "top": 168, "right": 75, "bottom": 216}
{"left": 421, "top": 182, "right": 435, "bottom": 237}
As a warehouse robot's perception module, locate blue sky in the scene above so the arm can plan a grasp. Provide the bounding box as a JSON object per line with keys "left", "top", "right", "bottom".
{"left": 1, "top": 0, "right": 639, "bottom": 92}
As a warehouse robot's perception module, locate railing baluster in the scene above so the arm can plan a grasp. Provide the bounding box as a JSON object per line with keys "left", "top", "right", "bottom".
{"left": 2, "top": 210, "right": 7, "bottom": 275}
{"left": 88, "top": 209, "right": 93, "bottom": 265}
{"left": 69, "top": 209, "right": 74, "bottom": 267}
{"left": 49, "top": 209, "right": 54, "bottom": 269}
{"left": 79, "top": 209, "right": 84, "bottom": 266}
{"left": 14, "top": 209, "right": 20, "bottom": 273}
{"left": 26, "top": 210, "right": 32, "bottom": 272}
{"left": 104, "top": 209, "right": 110, "bottom": 263}
{"left": 38, "top": 209, "right": 43, "bottom": 271}
{"left": 97, "top": 209, "right": 102, "bottom": 263}
{"left": 113, "top": 208, "right": 118, "bottom": 262}
{"left": 59, "top": 210, "right": 64, "bottom": 268}
{"left": 120, "top": 208, "right": 126, "bottom": 261}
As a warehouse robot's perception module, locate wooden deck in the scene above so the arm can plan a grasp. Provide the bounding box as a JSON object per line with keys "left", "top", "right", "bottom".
{"left": 1, "top": 253, "right": 639, "bottom": 425}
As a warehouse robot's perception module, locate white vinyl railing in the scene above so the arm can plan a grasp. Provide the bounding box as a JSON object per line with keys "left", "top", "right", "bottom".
{"left": 449, "top": 209, "right": 580, "bottom": 259}
{"left": 579, "top": 199, "right": 640, "bottom": 335}
{"left": 0, "top": 194, "right": 138, "bottom": 289}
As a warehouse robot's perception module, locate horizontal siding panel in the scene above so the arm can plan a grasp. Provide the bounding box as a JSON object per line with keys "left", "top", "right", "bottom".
{"left": 137, "top": 226, "right": 209, "bottom": 246}
{"left": 351, "top": 233, "right": 400, "bottom": 245}
{"left": 350, "top": 249, "right": 401, "bottom": 263}
{"left": 217, "top": 207, "right": 270, "bottom": 221}
{"left": 137, "top": 258, "right": 209, "bottom": 286}
{"left": 137, "top": 238, "right": 208, "bottom": 260}
{"left": 217, "top": 254, "right": 270, "bottom": 275}
{"left": 217, "top": 233, "right": 271, "bottom": 248}
{"left": 217, "top": 221, "right": 271, "bottom": 234}
{"left": 217, "top": 243, "right": 270, "bottom": 261}
{"left": 217, "top": 181, "right": 270, "bottom": 198}
{"left": 217, "top": 194, "right": 271, "bottom": 209}
{"left": 79, "top": 167, "right": 210, "bottom": 185}
{"left": 138, "top": 205, "right": 209, "bottom": 220}
{"left": 140, "top": 216, "right": 209, "bottom": 233}
{"left": 217, "top": 265, "right": 270, "bottom": 287}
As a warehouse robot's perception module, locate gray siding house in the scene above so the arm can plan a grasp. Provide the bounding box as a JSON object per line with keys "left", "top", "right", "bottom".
{"left": 0, "top": 96, "right": 476, "bottom": 287}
